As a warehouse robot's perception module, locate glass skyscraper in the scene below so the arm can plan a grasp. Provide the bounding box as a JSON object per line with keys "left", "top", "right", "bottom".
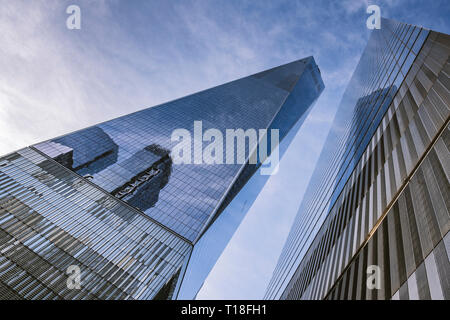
{"left": 265, "top": 19, "right": 449, "bottom": 300}
{"left": 0, "top": 57, "right": 324, "bottom": 299}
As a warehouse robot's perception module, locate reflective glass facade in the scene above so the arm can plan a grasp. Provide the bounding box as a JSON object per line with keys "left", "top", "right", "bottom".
{"left": 0, "top": 57, "right": 324, "bottom": 299}
{"left": 265, "top": 19, "right": 449, "bottom": 300}
{"left": 0, "top": 148, "right": 190, "bottom": 299}
{"left": 33, "top": 57, "right": 323, "bottom": 243}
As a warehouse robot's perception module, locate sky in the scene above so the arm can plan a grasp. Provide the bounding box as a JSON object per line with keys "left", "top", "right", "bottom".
{"left": 0, "top": 0, "right": 449, "bottom": 299}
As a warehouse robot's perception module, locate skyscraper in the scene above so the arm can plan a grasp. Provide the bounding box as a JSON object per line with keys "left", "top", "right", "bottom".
{"left": 0, "top": 57, "right": 324, "bottom": 299}
{"left": 265, "top": 19, "right": 450, "bottom": 300}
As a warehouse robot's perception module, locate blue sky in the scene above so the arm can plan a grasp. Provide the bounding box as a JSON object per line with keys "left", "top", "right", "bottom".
{"left": 0, "top": 0, "right": 449, "bottom": 299}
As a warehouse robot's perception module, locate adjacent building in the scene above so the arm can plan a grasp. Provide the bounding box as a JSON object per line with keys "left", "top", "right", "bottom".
{"left": 265, "top": 19, "right": 450, "bottom": 300}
